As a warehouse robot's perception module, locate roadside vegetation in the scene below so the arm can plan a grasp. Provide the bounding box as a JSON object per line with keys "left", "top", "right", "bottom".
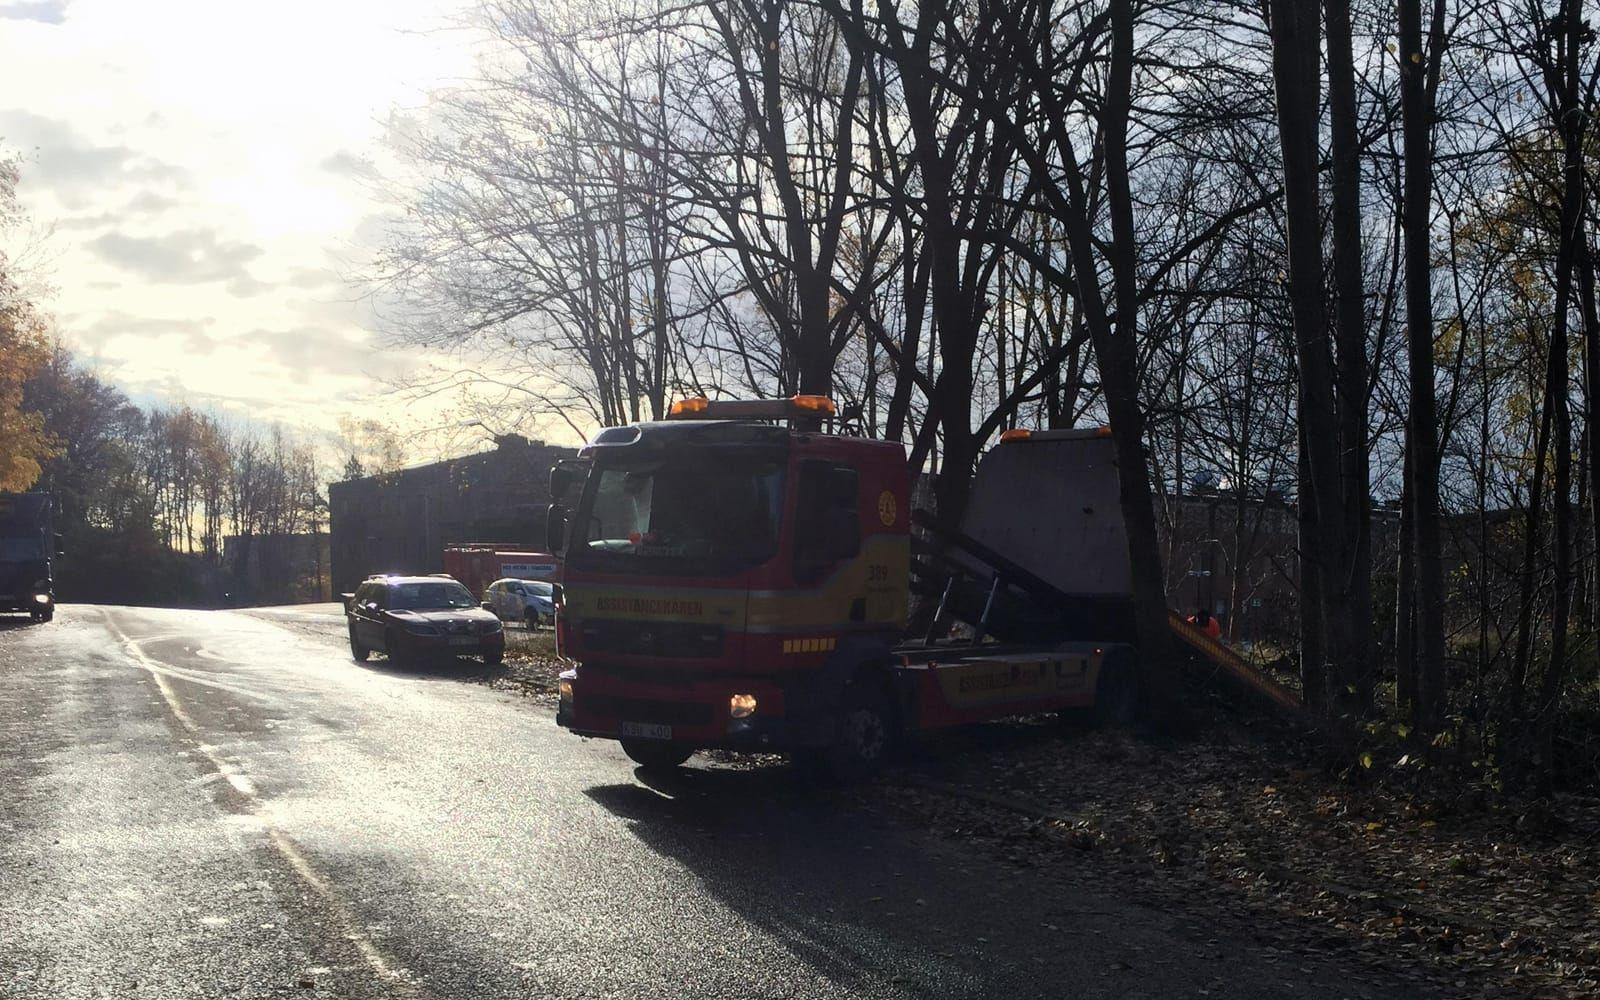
{"left": 373, "top": 0, "right": 1600, "bottom": 797}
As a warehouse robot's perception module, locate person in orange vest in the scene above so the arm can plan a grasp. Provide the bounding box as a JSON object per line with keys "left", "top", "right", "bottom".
{"left": 1187, "top": 607, "right": 1222, "bottom": 641}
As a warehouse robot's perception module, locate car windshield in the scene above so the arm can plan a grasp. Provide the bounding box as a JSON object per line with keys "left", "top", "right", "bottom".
{"left": 388, "top": 581, "right": 476, "bottom": 610}
{"left": 524, "top": 582, "right": 553, "bottom": 598}
{"left": 0, "top": 536, "right": 44, "bottom": 563}
{"left": 573, "top": 451, "right": 785, "bottom": 576}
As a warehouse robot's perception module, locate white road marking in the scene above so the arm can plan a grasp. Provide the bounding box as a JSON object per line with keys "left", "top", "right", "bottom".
{"left": 101, "top": 609, "right": 417, "bottom": 993}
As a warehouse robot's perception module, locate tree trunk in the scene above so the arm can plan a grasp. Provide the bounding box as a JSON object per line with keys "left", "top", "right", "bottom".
{"left": 1325, "top": 0, "right": 1374, "bottom": 711}
{"left": 1395, "top": 437, "right": 1418, "bottom": 718}
{"left": 1535, "top": 0, "right": 1585, "bottom": 763}
{"left": 1583, "top": 235, "right": 1600, "bottom": 633}
{"left": 1398, "top": 0, "right": 1447, "bottom": 733}
{"left": 1270, "top": 0, "right": 1350, "bottom": 716}
{"left": 1298, "top": 426, "right": 1327, "bottom": 710}
{"left": 1085, "top": 0, "right": 1186, "bottom": 729}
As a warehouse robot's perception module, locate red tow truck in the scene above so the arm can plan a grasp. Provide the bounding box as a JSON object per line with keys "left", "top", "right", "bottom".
{"left": 548, "top": 395, "right": 1294, "bottom": 774}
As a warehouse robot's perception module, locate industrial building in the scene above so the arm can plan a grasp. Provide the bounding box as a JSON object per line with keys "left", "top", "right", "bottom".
{"left": 328, "top": 434, "right": 570, "bottom": 595}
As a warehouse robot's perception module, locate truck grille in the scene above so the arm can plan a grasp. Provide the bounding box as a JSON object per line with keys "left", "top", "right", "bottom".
{"left": 579, "top": 620, "right": 725, "bottom": 658}
{"left": 583, "top": 695, "right": 715, "bottom": 726}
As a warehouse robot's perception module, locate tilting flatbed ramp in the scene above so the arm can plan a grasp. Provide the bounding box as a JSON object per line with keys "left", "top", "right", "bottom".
{"left": 1168, "top": 611, "right": 1301, "bottom": 714}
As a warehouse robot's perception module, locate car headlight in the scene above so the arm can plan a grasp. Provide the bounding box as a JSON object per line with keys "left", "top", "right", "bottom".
{"left": 33, "top": 593, "right": 51, "bottom": 604}
{"left": 476, "top": 620, "right": 502, "bottom": 634}
{"left": 729, "top": 693, "right": 757, "bottom": 719}
{"left": 404, "top": 623, "right": 439, "bottom": 636}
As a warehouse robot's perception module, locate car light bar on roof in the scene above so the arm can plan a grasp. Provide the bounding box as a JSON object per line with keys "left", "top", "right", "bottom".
{"left": 666, "top": 395, "right": 837, "bottom": 421}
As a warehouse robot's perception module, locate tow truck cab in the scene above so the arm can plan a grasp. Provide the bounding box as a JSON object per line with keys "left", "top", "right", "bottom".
{"left": 549, "top": 397, "right": 911, "bottom": 757}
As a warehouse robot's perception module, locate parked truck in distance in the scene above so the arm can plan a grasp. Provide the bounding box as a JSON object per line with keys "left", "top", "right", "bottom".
{"left": 0, "top": 493, "right": 61, "bottom": 622}
{"left": 545, "top": 395, "right": 1296, "bottom": 778}
{"left": 442, "top": 545, "right": 560, "bottom": 601}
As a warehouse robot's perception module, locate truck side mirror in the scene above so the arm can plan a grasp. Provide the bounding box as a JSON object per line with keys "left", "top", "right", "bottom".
{"left": 549, "top": 465, "right": 572, "bottom": 499}
{"left": 829, "top": 467, "right": 858, "bottom": 505}
{"left": 828, "top": 467, "right": 859, "bottom": 559}
{"left": 549, "top": 458, "right": 590, "bottom": 500}
{"left": 546, "top": 503, "right": 570, "bottom": 555}
{"left": 827, "top": 509, "right": 860, "bottom": 560}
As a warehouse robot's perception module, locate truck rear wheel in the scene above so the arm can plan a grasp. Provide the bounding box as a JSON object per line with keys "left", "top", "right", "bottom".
{"left": 622, "top": 740, "right": 693, "bottom": 771}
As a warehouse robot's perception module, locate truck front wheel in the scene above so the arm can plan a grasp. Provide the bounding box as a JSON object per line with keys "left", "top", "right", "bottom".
{"left": 622, "top": 740, "right": 693, "bottom": 771}
{"left": 807, "top": 680, "right": 896, "bottom": 782}
{"left": 1093, "top": 654, "right": 1139, "bottom": 726}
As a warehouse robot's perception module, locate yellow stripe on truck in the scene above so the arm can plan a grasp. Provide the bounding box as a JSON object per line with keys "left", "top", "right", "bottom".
{"left": 781, "top": 637, "right": 837, "bottom": 654}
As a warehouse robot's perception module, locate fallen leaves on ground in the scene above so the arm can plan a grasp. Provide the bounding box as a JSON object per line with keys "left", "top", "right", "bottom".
{"left": 879, "top": 716, "right": 1600, "bottom": 999}
{"left": 478, "top": 629, "right": 565, "bottom": 704}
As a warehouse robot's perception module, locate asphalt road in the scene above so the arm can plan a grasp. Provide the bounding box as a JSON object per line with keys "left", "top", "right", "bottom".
{"left": 1, "top": 606, "right": 1416, "bottom": 999}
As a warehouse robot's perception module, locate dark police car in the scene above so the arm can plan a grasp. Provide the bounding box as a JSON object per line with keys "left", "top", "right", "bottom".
{"left": 346, "top": 575, "right": 504, "bottom": 667}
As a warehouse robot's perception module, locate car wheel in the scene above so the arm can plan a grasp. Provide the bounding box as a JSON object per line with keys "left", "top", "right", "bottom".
{"left": 524, "top": 609, "right": 540, "bottom": 630}
{"left": 349, "top": 627, "right": 369, "bottom": 662}
{"left": 622, "top": 740, "right": 693, "bottom": 771}
{"left": 384, "top": 628, "right": 411, "bottom": 666}
{"left": 483, "top": 648, "right": 504, "bottom": 668}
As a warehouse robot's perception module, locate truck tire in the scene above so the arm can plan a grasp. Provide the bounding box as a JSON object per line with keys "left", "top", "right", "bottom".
{"left": 349, "top": 627, "right": 369, "bottom": 662}
{"left": 813, "top": 678, "right": 896, "bottom": 782}
{"left": 622, "top": 740, "right": 693, "bottom": 771}
{"left": 1093, "top": 654, "right": 1139, "bottom": 726}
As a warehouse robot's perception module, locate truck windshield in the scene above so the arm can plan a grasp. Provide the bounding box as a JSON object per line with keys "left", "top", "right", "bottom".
{"left": 573, "top": 453, "right": 785, "bottom": 576}
{"left": 0, "top": 537, "right": 44, "bottom": 562}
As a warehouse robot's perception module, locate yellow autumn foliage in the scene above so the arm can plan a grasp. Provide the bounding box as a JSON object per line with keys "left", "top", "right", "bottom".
{"left": 0, "top": 300, "right": 55, "bottom": 492}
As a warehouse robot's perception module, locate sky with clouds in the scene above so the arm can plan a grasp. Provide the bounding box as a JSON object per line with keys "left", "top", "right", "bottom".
{"left": 0, "top": 0, "right": 486, "bottom": 452}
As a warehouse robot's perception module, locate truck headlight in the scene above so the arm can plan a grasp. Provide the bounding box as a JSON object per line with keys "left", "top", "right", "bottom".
{"left": 729, "top": 693, "right": 757, "bottom": 719}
